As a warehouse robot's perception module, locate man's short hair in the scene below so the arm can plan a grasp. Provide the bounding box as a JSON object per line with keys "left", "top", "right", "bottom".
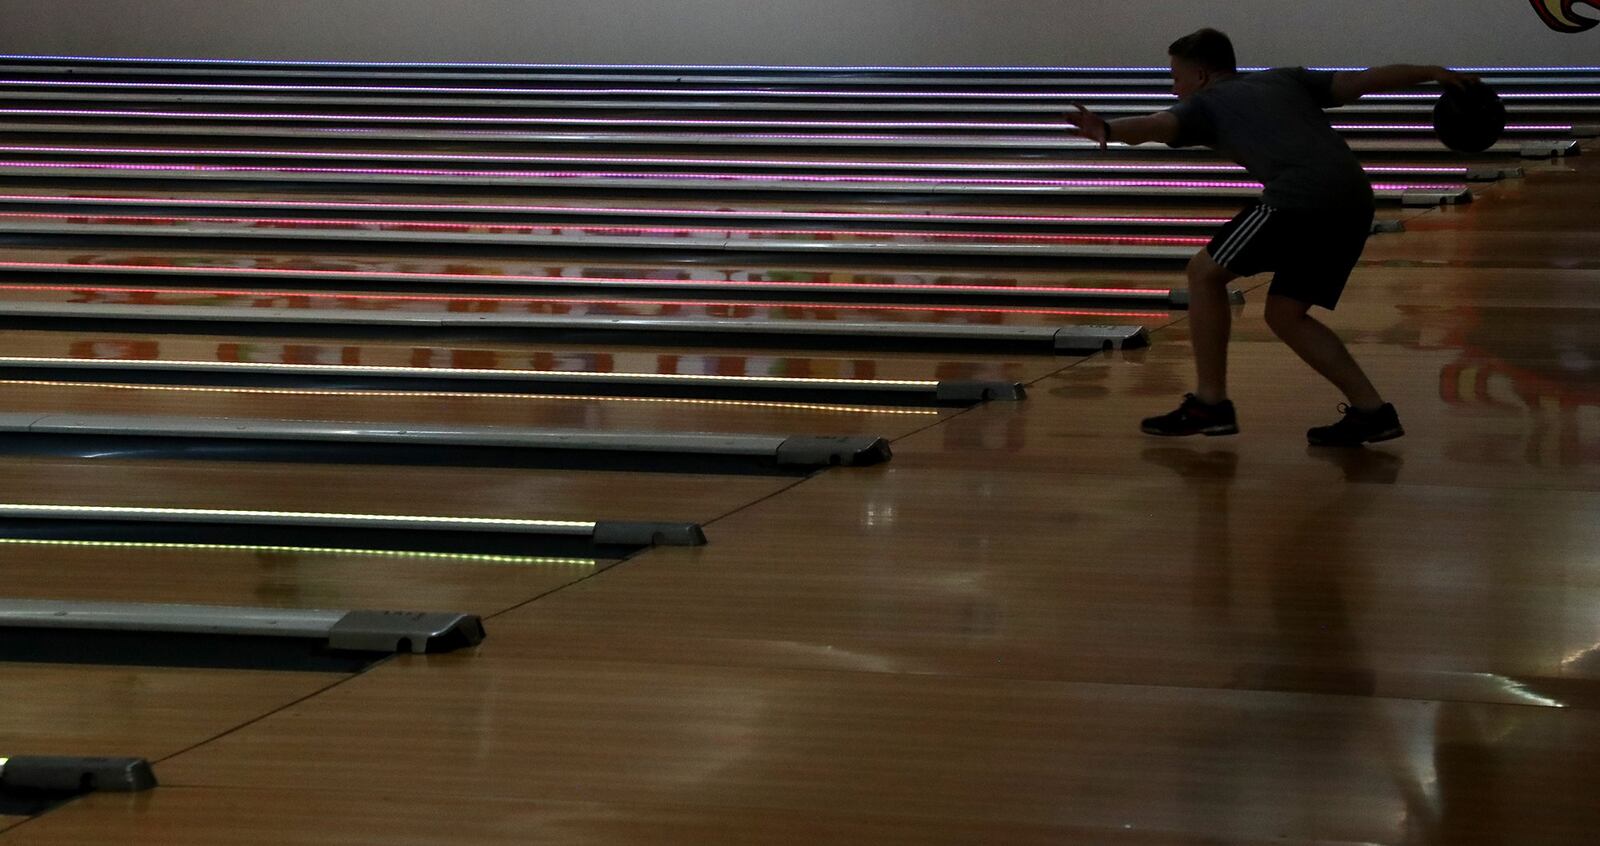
{"left": 1168, "top": 28, "right": 1237, "bottom": 74}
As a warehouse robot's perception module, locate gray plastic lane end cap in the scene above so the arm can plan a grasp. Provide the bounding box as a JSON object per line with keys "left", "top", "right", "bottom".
{"left": 0, "top": 757, "right": 157, "bottom": 793}
{"left": 1371, "top": 219, "right": 1406, "bottom": 234}
{"left": 592, "top": 521, "right": 707, "bottom": 547}
{"left": 326, "top": 611, "right": 486, "bottom": 654}
{"left": 1572, "top": 124, "right": 1599, "bottom": 139}
{"left": 1399, "top": 190, "right": 1443, "bottom": 207}
{"left": 774, "top": 435, "right": 892, "bottom": 467}
{"left": 1053, "top": 325, "right": 1150, "bottom": 353}
{"left": 1464, "top": 167, "right": 1502, "bottom": 182}
{"left": 934, "top": 380, "right": 1025, "bottom": 403}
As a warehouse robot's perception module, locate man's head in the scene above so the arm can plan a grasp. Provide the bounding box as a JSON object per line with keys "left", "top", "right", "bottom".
{"left": 1168, "top": 28, "right": 1237, "bottom": 100}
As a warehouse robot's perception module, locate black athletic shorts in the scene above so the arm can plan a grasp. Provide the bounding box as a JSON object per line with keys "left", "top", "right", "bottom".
{"left": 1205, "top": 202, "right": 1375, "bottom": 309}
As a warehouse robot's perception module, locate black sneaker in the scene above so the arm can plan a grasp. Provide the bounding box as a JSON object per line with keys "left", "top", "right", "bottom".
{"left": 1307, "top": 403, "right": 1404, "bottom": 447}
{"left": 1141, "top": 394, "right": 1239, "bottom": 437}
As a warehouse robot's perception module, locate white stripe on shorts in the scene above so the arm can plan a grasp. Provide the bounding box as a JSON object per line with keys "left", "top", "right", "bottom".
{"left": 1212, "top": 205, "right": 1274, "bottom": 269}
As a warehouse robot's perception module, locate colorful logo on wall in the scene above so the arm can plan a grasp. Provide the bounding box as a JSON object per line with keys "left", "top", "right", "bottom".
{"left": 1531, "top": 0, "right": 1599, "bottom": 32}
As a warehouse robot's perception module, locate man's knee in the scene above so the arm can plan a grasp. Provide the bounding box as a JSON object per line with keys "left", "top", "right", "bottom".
{"left": 1263, "top": 295, "right": 1310, "bottom": 337}
{"left": 1187, "top": 250, "right": 1233, "bottom": 289}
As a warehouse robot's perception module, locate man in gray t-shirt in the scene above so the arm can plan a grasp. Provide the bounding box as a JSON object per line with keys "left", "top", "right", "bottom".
{"left": 1068, "top": 28, "right": 1474, "bottom": 446}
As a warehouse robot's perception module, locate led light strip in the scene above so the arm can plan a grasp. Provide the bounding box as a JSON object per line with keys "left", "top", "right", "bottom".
{"left": 0, "top": 283, "right": 1172, "bottom": 320}
{"left": 0, "top": 211, "right": 1214, "bottom": 245}
{"left": 0, "top": 107, "right": 1572, "bottom": 135}
{"left": 1335, "top": 123, "right": 1571, "bottom": 132}
{"left": 0, "top": 355, "right": 941, "bottom": 388}
{"left": 0, "top": 257, "right": 1177, "bottom": 297}
{"left": 0, "top": 161, "right": 1463, "bottom": 192}
{"left": 0, "top": 536, "right": 596, "bottom": 565}
{"left": 0, "top": 379, "right": 942, "bottom": 416}
{"left": 0, "top": 144, "right": 1475, "bottom": 176}
{"left": 1, "top": 78, "right": 1595, "bottom": 101}
{"left": 1, "top": 55, "right": 1597, "bottom": 71}
{"left": 0, "top": 503, "right": 592, "bottom": 529}
{"left": 0, "top": 193, "right": 1233, "bottom": 226}
{"left": 0, "top": 79, "right": 1191, "bottom": 98}
{"left": 0, "top": 259, "right": 1174, "bottom": 298}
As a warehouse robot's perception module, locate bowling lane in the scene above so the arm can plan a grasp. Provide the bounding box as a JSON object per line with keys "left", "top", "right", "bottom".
{"left": 0, "top": 453, "right": 797, "bottom": 520}
{"left": 0, "top": 211, "right": 1209, "bottom": 260}
{"left": 0, "top": 138, "right": 1486, "bottom": 180}
{"left": 0, "top": 515, "right": 619, "bottom": 617}
{"left": 0, "top": 116, "right": 1566, "bottom": 158}
{"left": 0, "top": 329, "right": 1046, "bottom": 385}
{"left": 0, "top": 284, "right": 1175, "bottom": 332}
{"left": 0, "top": 330, "right": 1039, "bottom": 436}
{"left": 0, "top": 380, "right": 948, "bottom": 437}
{"left": 0, "top": 446, "right": 760, "bottom": 618}
{"left": 0, "top": 184, "right": 1244, "bottom": 224}
{"left": 0, "top": 243, "right": 1196, "bottom": 298}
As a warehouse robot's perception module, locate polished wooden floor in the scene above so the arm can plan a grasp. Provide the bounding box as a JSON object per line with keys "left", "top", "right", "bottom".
{"left": 2, "top": 149, "right": 1598, "bottom": 844}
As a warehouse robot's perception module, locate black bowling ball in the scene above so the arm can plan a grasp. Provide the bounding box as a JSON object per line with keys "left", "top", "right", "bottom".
{"left": 1432, "top": 83, "right": 1507, "bottom": 153}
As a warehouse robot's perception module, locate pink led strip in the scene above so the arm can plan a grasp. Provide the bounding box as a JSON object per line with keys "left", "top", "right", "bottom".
{"left": 1, "top": 55, "right": 1596, "bottom": 71}
{"left": 0, "top": 193, "right": 1230, "bottom": 226}
{"left": 0, "top": 106, "right": 1077, "bottom": 129}
{"left": 1334, "top": 123, "right": 1570, "bottom": 132}
{"left": 0, "top": 79, "right": 1184, "bottom": 99}
{"left": 0, "top": 144, "right": 1472, "bottom": 175}
{"left": 0, "top": 260, "right": 1171, "bottom": 297}
{"left": 0, "top": 160, "right": 1269, "bottom": 187}
{"left": 2, "top": 79, "right": 1596, "bottom": 101}
{"left": 0, "top": 284, "right": 1170, "bottom": 320}
{"left": 0, "top": 107, "right": 1571, "bottom": 134}
{"left": 0, "top": 211, "right": 1212, "bottom": 245}
{"left": 0, "top": 161, "right": 1462, "bottom": 190}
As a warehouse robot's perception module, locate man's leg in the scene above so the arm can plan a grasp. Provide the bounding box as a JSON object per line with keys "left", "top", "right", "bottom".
{"left": 1141, "top": 250, "right": 1242, "bottom": 437}
{"left": 1188, "top": 249, "right": 1238, "bottom": 405}
{"left": 1262, "top": 293, "right": 1383, "bottom": 409}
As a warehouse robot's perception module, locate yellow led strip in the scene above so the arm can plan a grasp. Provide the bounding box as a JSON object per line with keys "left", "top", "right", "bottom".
{"left": 0, "top": 503, "right": 591, "bottom": 529}
{"left": 0, "top": 537, "right": 598, "bottom": 566}
{"left": 0, "top": 378, "right": 939, "bottom": 415}
{"left": 0, "top": 356, "right": 941, "bottom": 387}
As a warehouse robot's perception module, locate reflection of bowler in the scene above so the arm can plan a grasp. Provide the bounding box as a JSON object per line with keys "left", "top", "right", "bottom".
{"left": 1068, "top": 28, "right": 1474, "bottom": 446}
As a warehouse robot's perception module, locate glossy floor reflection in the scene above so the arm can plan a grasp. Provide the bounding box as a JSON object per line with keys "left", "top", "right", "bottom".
{"left": 3, "top": 144, "right": 1597, "bottom": 846}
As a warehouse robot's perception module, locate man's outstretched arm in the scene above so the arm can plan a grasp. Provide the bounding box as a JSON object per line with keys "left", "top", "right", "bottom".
{"left": 1329, "top": 65, "right": 1480, "bottom": 105}
{"left": 1066, "top": 106, "right": 1180, "bottom": 148}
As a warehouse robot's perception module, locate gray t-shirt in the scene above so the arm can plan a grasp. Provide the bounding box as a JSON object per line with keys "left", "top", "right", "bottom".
{"left": 1167, "top": 67, "right": 1374, "bottom": 210}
